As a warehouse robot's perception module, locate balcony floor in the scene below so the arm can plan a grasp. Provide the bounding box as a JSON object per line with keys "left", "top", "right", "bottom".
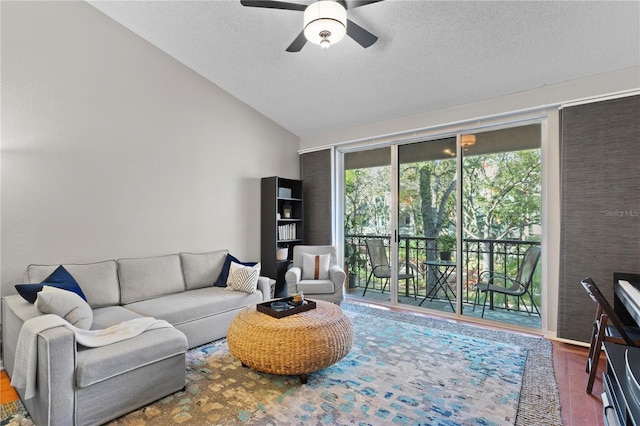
{"left": 345, "top": 284, "right": 541, "bottom": 330}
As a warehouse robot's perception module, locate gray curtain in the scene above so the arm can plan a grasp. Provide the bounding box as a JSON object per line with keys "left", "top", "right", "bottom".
{"left": 558, "top": 94, "right": 640, "bottom": 342}
{"left": 300, "top": 149, "right": 332, "bottom": 245}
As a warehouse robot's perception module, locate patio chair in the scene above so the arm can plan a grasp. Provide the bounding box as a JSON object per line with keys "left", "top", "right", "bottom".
{"left": 362, "top": 239, "right": 418, "bottom": 299}
{"left": 581, "top": 277, "right": 640, "bottom": 394}
{"left": 475, "top": 245, "right": 541, "bottom": 319}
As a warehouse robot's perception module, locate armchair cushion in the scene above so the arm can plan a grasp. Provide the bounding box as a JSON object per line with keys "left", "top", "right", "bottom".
{"left": 302, "top": 253, "right": 330, "bottom": 280}
{"left": 296, "top": 280, "right": 335, "bottom": 294}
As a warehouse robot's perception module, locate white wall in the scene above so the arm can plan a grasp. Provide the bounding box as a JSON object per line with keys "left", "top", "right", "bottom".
{"left": 1, "top": 1, "right": 300, "bottom": 295}
{"left": 300, "top": 67, "right": 640, "bottom": 150}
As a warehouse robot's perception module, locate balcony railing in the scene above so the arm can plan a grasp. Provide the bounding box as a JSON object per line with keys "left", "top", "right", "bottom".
{"left": 345, "top": 234, "right": 541, "bottom": 312}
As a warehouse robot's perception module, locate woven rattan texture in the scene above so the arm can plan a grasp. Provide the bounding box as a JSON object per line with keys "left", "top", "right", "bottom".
{"left": 227, "top": 300, "right": 354, "bottom": 376}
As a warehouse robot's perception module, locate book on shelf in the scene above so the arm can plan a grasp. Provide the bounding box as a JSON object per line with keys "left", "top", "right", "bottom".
{"left": 278, "top": 223, "right": 297, "bottom": 240}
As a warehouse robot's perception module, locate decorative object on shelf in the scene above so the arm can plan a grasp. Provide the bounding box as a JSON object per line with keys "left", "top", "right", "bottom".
{"left": 276, "top": 244, "right": 289, "bottom": 261}
{"left": 282, "top": 203, "right": 292, "bottom": 218}
{"left": 278, "top": 187, "right": 292, "bottom": 198}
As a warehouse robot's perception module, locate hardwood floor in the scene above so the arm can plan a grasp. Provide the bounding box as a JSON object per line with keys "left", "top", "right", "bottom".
{"left": 554, "top": 341, "right": 605, "bottom": 426}
{"left": 1, "top": 303, "right": 604, "bottom": 425}
{"left": 1, "top": 369, "right": 19, "bottom": 404}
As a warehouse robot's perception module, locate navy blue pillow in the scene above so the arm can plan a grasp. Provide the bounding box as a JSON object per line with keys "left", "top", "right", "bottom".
{"left": 15, "top": 265, "right": 87, "bottom": 304}
{"left": 214, "top": 254, "right": 258, "bottom": 287}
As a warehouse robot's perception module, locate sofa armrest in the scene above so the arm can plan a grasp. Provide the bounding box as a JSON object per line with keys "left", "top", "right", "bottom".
{"left": 25, "top": 326, "right": 77, "bottom": 426}
{"left": 2, "top": 295, "right": 77, "bottom": 425}
{"left": 285, "top": 266, "right": 302, "bottom": 296}
{"left": 257, "top": 276, "right": 275, "bottom": 301}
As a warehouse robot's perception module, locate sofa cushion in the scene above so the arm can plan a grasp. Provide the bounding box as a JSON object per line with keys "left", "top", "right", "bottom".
{"left": 75, "top": 327, "right": 187, "bottom": 389}
{"left": 16, "top": 265, "right": 87, "bottom": 304}
{"left": 180, "top": 250, "right": 228, "bottom": 290}
{"left": 27, "top": 261, "right": 119, "bottom": 308}
{"left": 123, "top": 286, "right": 263, "bottom": 326}
{"left": 118, "top": 255, "right": 185, "bottom": 304}
{"left": 295, "top": 279, "right": 335, "bottom": 294}
{"left": 225, "top": 262, "right": 261, "bottom": 294}
{"left": 214, "top": 254, "right": 258, "bottom": 287}
{"left": 35, "top": 286, "right": 93, "bottom": 329}
{"left": 91, "top": 306, "right": 145, "bottom": 329}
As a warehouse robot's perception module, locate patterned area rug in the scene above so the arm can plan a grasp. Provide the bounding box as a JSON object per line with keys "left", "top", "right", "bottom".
{"left": 2, "top": 302, "right": 563, "bottom": 426}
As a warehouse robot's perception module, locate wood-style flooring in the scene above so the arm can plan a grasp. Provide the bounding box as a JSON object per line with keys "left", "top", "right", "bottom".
{"left": 554, "top": 341, "right": 605, "bottom": 426}
{"left": 0, "top": 304, "right": 603, "bottom": 425}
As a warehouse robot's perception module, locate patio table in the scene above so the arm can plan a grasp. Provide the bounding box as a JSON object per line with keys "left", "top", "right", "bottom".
{"left": 421, "top": 260, "right": 456, "bottom": 311}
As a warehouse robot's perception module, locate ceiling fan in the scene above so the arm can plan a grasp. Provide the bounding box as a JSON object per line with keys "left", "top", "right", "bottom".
{"left": 240, "top": 0, "right": 384, "bottom": 52}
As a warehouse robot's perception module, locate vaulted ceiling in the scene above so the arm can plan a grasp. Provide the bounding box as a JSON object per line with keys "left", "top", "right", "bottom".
{"left": 88, "top": 0, "right": 640, "bottom": 139}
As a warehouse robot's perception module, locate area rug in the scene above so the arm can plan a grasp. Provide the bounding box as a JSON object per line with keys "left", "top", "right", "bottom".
{"left": 1, "top": 302, "right": 563, "bottom": 426}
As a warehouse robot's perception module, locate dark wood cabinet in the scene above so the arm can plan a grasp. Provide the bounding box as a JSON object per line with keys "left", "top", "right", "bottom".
{"left": 603, "top": 343, "right": 640, "bottom": 426}
{"left": 603, "top": 273, "right": 640, "bottom": 425}
{"left": 261, "top": 177, "right": 303, "bottom": 297}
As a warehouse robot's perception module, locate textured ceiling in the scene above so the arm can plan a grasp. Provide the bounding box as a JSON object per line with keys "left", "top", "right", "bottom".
{"left": 88, "top": 0, "right": 640, "bottom": 139}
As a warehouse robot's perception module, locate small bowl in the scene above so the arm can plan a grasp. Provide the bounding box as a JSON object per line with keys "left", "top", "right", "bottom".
{"left": 290, "top": 299, "right": 304, "bottom": 306}
{"left": 270, "top": 301, "right": 289, "bottom": 311}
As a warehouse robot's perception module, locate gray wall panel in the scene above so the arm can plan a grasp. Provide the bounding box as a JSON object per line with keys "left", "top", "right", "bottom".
{"left": 559, "top": 95, "right": 640, "bottom": 342}
{"left": 301, "top": 150, "right": 332, "bottom": 245}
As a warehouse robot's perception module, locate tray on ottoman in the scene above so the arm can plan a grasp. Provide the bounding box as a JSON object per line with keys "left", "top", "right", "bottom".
{"left": 257, "top": 297, "right": 316, "bottom": 318}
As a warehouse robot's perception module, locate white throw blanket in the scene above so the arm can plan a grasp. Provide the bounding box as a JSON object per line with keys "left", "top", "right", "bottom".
{"left": 11, "top": 314, "right": 173, "bottom": 400}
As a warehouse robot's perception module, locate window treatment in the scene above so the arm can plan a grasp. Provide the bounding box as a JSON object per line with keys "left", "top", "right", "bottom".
{"left": 558, "top": 94, "right": 640, "bottom": 342}
{"left": 301, "top": 149, "right": 332, "bottom": 245}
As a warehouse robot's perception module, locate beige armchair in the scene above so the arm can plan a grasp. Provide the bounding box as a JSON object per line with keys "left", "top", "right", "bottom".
{"left": 285, "top": 245, "right": 345, "bottom": 305}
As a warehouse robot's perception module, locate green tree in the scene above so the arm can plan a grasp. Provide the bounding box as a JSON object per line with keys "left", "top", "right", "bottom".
{"left": 462, "top": 149, "right": 541, "bottom": 242}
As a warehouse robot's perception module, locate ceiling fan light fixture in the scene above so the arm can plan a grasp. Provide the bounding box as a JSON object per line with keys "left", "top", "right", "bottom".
{"left": 303, "top": 1, "right": 347, "bottom": 48}
{"left": 461, "top": 134, "right": 476, "bottom": 148}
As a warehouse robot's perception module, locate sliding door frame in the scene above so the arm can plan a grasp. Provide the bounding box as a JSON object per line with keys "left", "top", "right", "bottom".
{"left": 335, "top": 110, "right": 552, "bottom": 334}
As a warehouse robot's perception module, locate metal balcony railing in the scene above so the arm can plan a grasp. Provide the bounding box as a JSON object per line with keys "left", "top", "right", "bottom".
{"left": 345, "top": 234, "right": 541, "bottom": 311}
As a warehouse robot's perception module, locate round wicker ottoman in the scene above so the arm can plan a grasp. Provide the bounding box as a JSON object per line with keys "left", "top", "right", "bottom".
{"left": 227, "top": 300, "right": 354, "bottom": 384}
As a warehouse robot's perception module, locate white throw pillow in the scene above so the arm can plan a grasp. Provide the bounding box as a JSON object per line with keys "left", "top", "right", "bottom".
{"left": 35, "top": 285, "right": 93, "bottom": 329}
{"left": 302, "top": 253, "right": 330, "bottom": 280}
{"left": 225, "top": 262, "right": 261, "bottom": 294}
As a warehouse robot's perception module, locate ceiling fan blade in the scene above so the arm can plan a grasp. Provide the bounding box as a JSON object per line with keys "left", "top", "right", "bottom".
{"left": 286, "top": 30, "right": 307, "bottom": 52}
{"left": 240, "top": 0, "right": 306, "bottom": 12}
{"left": 347, "top": 19, "right": 378, "bottom": 48}
{"left": 344, "top": 0, "right": 384, "bottom": 10}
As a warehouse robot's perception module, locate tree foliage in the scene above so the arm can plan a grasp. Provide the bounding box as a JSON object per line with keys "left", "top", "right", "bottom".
{"left": 345, "top": 149, "right": 541, "bottom": 243}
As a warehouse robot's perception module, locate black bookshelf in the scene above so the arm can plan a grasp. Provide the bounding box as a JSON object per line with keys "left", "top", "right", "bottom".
{"left": 261, "top": 177, "right": 303, "bottom": 297}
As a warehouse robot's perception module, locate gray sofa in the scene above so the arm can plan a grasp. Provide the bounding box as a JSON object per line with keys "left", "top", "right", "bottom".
{"left": 1, "top": 250, "right": 273, "bottom": 426}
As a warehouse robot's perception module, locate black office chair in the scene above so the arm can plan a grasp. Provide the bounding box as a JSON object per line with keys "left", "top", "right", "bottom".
{"left": 362, "top": 239, "right": 418, "bottom": 299}
{"left": 475, "top": 245, "right": 541, "bottom": 318}
{"left": 581, "top": 277, "right": 640, "bottom": 394}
